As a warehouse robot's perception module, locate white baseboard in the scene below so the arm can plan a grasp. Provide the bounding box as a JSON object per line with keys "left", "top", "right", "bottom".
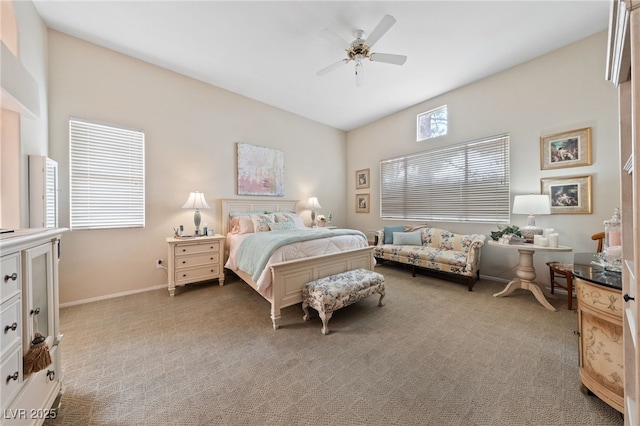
{"left": 60, "top": 284, "right": 167, "bottom": 308}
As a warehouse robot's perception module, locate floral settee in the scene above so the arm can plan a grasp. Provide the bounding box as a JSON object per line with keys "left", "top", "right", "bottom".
{"left": 374, "top": 225, "right": 486, "bottom": 291}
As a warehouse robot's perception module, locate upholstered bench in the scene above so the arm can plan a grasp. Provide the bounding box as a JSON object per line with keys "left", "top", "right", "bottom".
{"left": 302, "top": 268, "right": 385, "bottom": 335}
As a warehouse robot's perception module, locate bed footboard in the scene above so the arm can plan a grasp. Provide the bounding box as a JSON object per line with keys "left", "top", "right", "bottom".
{"left": 269, "top": 246, "right": 375, "bottom": 329}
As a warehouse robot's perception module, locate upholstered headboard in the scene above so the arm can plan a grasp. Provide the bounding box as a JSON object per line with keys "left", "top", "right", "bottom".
{"left": 220, "top": 199, "right": 299, "bottom": 235}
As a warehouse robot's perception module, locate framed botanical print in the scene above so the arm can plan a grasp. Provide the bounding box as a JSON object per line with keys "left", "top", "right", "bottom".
{"left": 356, "top": 168, "right": 370, "bottom": 189}
{"left": 540, "top": 127, "right": 592, "bottom": 170}
{"left": 541, "top": 175, "right": 592, "bottom": 214}
{"left": 355, "top": 194, "right": 370, "bottom": 213}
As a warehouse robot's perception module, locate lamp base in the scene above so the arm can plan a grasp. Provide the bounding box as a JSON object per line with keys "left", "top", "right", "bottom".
{"left": 520, "top": 226, "right": 542, "bottom": 243}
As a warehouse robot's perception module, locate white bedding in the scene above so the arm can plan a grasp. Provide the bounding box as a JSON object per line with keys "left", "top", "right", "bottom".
{"left": 225, "top": 231, "right": 369, "bottom": 297}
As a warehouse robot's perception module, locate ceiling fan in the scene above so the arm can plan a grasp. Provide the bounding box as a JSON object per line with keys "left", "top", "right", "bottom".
{"left": 317, "top": 14, "right": 407, "bottom": 85}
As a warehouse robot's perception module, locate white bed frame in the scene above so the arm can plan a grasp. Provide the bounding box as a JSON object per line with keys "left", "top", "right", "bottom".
{"left": 221, "top": 199, "right": 375, "bottom": 329}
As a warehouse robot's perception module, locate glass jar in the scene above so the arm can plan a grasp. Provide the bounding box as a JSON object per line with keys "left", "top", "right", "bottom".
{"left": 604, "top": 207, "right": 622, "bottom": 250}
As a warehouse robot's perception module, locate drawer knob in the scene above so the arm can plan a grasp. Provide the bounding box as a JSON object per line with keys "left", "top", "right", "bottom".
{"left": 624, "top": 294, "right": 635, "bottom": 302}
{"left": 4, "top": 322, "right": 17, "bottom": 332}
{"left": 30, "top": 307, "right": 41, "bottom": 316}
{"left": 46, "top": 370, "right": 55, "bottom": 381}
{"left": 182, "top": 260, "right": 186, "bottom": 264}
{"left": 4, "top": 272, "right": 17, "bottom": 282}
{"left": 6, "top": 372, "right": 18, "bottom": 383}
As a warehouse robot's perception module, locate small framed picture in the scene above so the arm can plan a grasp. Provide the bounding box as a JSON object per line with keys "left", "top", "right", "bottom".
{"left": 356, "top": 168, "right": 370, "bottom": 189}
{"left": 541, "top": 175, "right": 592, "bottom": 214}
{"left": 540, "top": 127, "right": 592, "bottom": 170}
{"left": 355, "top": 193, "right": 370, "bottom": 213}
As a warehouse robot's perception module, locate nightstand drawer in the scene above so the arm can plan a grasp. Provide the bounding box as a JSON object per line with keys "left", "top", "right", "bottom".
{"left": 175, "top": 265, "right": 220, "bottom": 285}
{"left": 1, "top": 253, "right": 21, "bottom": 303}
{"left": 175, "top": 252, "right": 219, "bottom": 270}
{"left": 1, "top": 298, "right": 21, "bottom": 356}
{"left": 174, "top": 241, "right": 220, "bottom": 256}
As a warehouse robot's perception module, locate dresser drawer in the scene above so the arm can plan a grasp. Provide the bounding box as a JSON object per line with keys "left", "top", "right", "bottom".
{"left": 175, "top": 265, "right": 220, "bottom": 285}
{"left": 174, "top": 252, "right": 219, "bottom": 270}
{"left": 1, "top": 346, "right": 22, "bottom": 411}
{"left": 1, "top": 253, "right": 21, "bottom": 303}
{"left": 576, "top": 278, "right": 622, "bottom": 318}
{"left": 1, "top": 298, "right": 21, "bottom": 356}
{"left": 174, "top": 241, "right": 220, "bottom": 256}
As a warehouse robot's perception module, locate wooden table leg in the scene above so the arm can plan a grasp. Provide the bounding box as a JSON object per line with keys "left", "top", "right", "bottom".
{"left": 493, "top": 247, "right": 557, "bottom": 312}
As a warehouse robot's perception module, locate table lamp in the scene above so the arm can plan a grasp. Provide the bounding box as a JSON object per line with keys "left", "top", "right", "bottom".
{"left": 512, "top": 194, "right": 550, "bottom": 242}
{"left": 183, "top": 191, "right": 210, "bottom": 235}
{"left": 306, "top": 197, "right": 322, "bottom": 228}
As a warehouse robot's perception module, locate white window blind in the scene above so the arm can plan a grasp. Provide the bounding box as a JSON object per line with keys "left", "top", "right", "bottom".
{"left": 69, "top": 117, "right": 145, "bottom": 230}
{"left": 381, "top": 134, "right": 510, "bottom": 223}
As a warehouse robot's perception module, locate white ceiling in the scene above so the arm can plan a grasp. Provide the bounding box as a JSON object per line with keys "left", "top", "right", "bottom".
{"left": 32, "top": 1, "right": 611, "bottom": 131}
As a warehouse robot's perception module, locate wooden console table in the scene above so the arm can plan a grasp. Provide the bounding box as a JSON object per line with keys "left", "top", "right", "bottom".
{"left": 488, "top": 240, "right": 572, "bottom": 311}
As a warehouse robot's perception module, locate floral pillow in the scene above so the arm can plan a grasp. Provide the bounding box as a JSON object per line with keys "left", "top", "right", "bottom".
{"left": 269, "top": 221, "right": 298, "bottom": 231}
{"left": 250, "top": 214, "right": 275, "bottom": 233}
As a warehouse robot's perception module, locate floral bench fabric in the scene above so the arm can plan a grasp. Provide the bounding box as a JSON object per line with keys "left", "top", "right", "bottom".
{"left": 302, "top": 268, "right": 385, "bottom": 335}
{"left": 374, "top": 226, "right": 486, "bottom": 291}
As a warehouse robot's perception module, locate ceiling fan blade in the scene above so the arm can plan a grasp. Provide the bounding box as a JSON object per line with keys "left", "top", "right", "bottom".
{"left": 370, "top": 52, "right": 407, "bottom": 66}
{"left": 319, "top": 28, "right": 350, "bottom": 50}
{"left": 317, "top": 59, "right": 349, "bottom": 76}
{"left": 364, "top": 15, "right": 396, "bottom": 49}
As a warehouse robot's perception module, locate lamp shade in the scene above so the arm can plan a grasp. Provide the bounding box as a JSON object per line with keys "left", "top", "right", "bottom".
{"left": 512, "top": 194, "right": 550, "bottom": 215}
{"left": 306, "top": 197, "right": 322, "bottom": 210}
{"left": 182, "top": 191, "right": 210, "bottom": 210}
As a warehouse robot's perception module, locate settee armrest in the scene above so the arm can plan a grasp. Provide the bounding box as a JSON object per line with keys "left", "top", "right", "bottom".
{"left": 465, "top": 236, "right": 486, "bottom": 272}
{"left": 374, "top": 229, "right": 384, "bottom": 246}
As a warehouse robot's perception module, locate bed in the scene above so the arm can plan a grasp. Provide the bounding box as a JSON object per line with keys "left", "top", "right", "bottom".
{"left": 221, "top": 199, "right": 375, "bottom": 329}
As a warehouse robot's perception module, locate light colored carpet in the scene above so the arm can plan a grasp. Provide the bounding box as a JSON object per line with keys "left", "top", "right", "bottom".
{"left": 45, "top": 265, "right": 624, "bottom": 425}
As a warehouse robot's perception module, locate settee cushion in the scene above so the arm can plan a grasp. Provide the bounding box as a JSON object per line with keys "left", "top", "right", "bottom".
{"left": 393, "top": 231, "right": 421, "bottom": 246}
{"left": 384, "top": 225, "right": 404, "bottom": 244}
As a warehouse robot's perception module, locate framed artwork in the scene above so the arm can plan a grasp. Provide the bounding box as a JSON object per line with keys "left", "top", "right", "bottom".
{"left": 236, "top": 143, "right": 284, "bottom": 196}
{"left": 356, "top": 168, "right": 370, "bottom": 189}
{"left": 541, "top": 175, "right": 592, "bottom": 214}
{"left": 355, "top": 194, "right": 370, "bottom": 213}
{"left": 540, "top": 127, "right": 592, "bottom": 170}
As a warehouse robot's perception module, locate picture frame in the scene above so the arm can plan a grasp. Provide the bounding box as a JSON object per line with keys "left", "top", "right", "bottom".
{"left": 236, "top": 143, "right": 284, "bottom": 196}
{"left": 356, "top": 168, "right": 370, "bottom": 189}
{"left": 541, "top": 175, "right": 592, "bottom": 214}
{"left": 355, "top": 193, "right": 370, "bottom": 213}
{"left": 540, "top": 127, "right": 592, "bottom": 170}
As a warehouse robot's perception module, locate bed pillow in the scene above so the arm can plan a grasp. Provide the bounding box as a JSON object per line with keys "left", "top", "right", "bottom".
{"left": 230, "top": 216, "right": 255, "bottom": 234}
{"left": 274, "top": 212, "right": 296, "bottom": 223}
{"left": 269, "top": 221, "right": 298, "bottom": 231}
{"left": 250, "top": 214, "right": 275, "bottom": 233}
{"left": 384, "top": 226, "right": 405, "bottom": 244}
{"left": 393, "top": 231, "right": 422, "bottom": 246}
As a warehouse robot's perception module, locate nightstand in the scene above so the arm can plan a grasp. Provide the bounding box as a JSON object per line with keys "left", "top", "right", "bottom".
{"left": 166, "top": 234, "right": 225, "bottom": 296}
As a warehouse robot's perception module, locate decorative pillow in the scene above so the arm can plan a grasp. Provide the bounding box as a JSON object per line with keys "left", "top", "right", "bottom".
{"left": 230, "top": 216, "right": 254, "bottom": 234}
{"left": 269, "top": 221, "right": 298, "bottom": 231}
{"left": 250, "top": 214, "right": 275, "bottom": 233}
{"left": 274, "top": 212, "right": 297, "bottom": 223}
{"left": 293, "top": 216, "right": 307, "bottom": 229}
{"left": 384, "top": 226, "right": 405, "bottom": 244}
{"left": 393, "top": 231, "right": 422, "bottom": 246}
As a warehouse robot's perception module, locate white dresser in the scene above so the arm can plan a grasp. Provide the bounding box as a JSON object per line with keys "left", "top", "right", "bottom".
{"left": 1, "top": 228, "right": 66, "bottom": 425}
{"left": 166, "top": 235, "right": 225, "bottom": 296}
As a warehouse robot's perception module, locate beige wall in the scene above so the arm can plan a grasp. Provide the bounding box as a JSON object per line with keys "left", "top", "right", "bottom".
{"left": 1, "top": 1, "right": 49, "bottom": 228}
{"left": 47, "top": 31, "right": 348, "bottom": 304}
{"left": 8, "top": 5, "right": 620, "bottom": 302}
{"left": 345, "top": 32, "right": 619, "bottom": 282}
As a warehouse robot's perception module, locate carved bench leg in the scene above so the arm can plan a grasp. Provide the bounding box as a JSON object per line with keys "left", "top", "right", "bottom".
{"left": 319, "top": 311, "right": 333, "bottom": 335}
{"left": 302, "top": 301, "right": 310, "bottom": 321}
{"left": 378, "top": 289, "right": 386, "bottom": 307}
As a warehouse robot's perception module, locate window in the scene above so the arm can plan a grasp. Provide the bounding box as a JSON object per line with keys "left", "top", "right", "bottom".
{"left": 417, "top": 105, "right": 447, "bottom": 141}
{"left": 381, "top": 134, "right": 510, "bottom": 223}
{"left": 69, "top": 117, "right": 145, "bottom": 230}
